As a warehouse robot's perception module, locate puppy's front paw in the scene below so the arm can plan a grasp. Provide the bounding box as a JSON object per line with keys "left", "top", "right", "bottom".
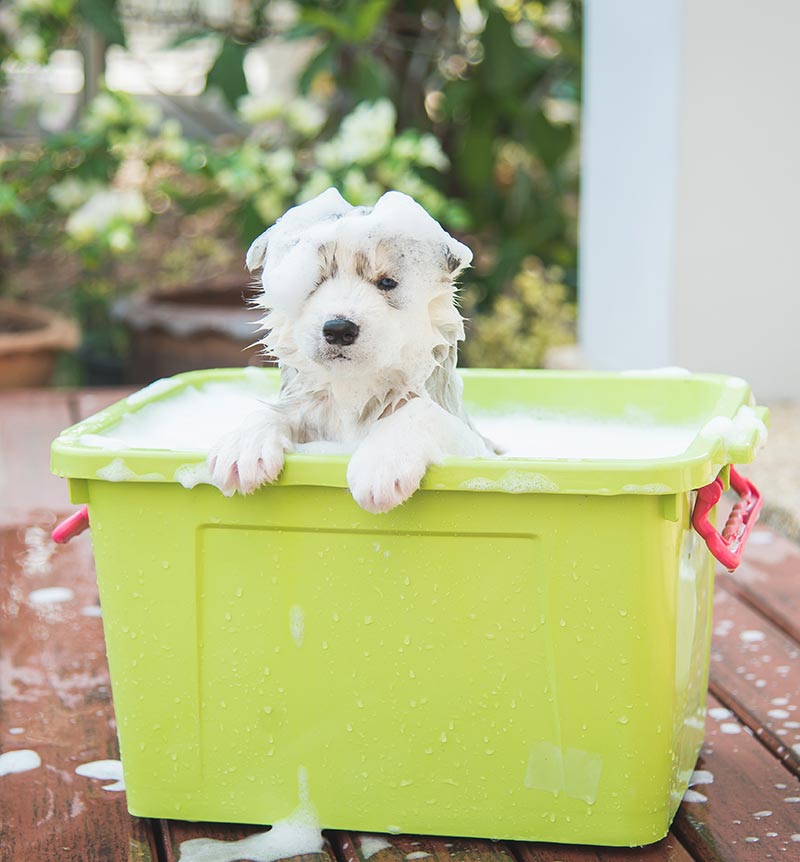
{"left": 347, "top": 444, "right": 428, "bottom": 514}
{"left": 208, "top": 420, "right": 287, "bottom": 496}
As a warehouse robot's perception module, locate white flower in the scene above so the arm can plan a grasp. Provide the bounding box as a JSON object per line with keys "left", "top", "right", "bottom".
{"left": 334, "top": 99, "right": 396, "bottom": 165}
{"left": 314, "top": 140, "right": 342, "bottom": 171}
{"left": 84, "top": 93, "right": 124, "bottom": 131}
{"left": 65, "top": 189, "right": 148, "bottom": 241}
{"left": 157, "top": 120, "right": 189, "bottom": 161}
{"left": 14, "top": 31, "right": 46, "bottom": 63}
{"left": 391, "top": 137, "right": 418, "bottom": 162}
{"left": 108, "top": 227, "right": 134, "bottom": 253}
{"left": 238, "top": 93, "right": 284, "bottom": 125}
{"left": 49, "top": 177, "right": 99, "bottom": 211}
{"left": 262, "top": 147, "right": 295, "bottom": 176}
{"left": 416, "top": 134, "right": 449, "bottom": 170}
{"left": 285, "top": 98, "right": 327, "bottom": 138}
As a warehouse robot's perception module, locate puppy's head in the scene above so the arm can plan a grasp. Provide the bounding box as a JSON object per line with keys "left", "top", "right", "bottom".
{"left": 248, "top": 189, "right": 471, "bottom": 389}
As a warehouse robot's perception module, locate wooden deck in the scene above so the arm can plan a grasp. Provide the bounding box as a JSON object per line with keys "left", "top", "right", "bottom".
{"left": 1, "top": 388, "right": 799, "bottom": 861}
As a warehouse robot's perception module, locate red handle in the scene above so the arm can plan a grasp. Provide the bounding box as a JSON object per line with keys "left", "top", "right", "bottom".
{"left": 51, "top": 505, "right": 90, "bottom": 544}
{"left": 692, "top": 467, "right": 762, "bottom": 571}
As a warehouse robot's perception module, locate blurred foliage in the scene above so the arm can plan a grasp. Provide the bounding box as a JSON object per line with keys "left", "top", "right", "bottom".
{"left": 461, "top": 257, "right": 576, "bottom": 368}
{"left": 0, "top": 0, "right": 580, "bottom": 375}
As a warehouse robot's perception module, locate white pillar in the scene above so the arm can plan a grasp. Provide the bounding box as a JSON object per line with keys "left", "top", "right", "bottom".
{"left": 580, "top": 0, "right": 800, "bottom": 400}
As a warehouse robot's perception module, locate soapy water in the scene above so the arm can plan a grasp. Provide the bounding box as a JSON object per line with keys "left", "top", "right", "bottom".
{"left": 0, "top": 749, "right": 41, "bottom": 776}
{"left": 75, "top": 759, "right": 126, "bottom": 791}
{"left": 79, "top": 379, "right": 710, "bottom": 461}
{"left": 178, "top": 767, "right": 324, "bottom": 862}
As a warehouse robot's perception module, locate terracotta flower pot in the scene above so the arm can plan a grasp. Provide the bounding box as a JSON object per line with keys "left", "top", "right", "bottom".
{"left": 113, "top": 284, "right": 267, "bottom": 384}
{"left": 0, "top": 300, "right": 80, "bottom": 389}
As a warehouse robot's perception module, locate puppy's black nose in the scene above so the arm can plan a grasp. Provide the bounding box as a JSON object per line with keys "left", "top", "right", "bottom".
{"left": 323, "top": 318, "right": 360, "bottom": 346}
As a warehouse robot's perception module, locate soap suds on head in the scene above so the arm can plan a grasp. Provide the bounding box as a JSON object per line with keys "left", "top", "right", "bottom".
{"left": 75, "top": 759, "right": 126, "bottom": 791}
{"left": 178, "top": 766, "right": 323, "bottom": 862}
{"left": 0, "top": 749, "right": 41, "bottom": 776}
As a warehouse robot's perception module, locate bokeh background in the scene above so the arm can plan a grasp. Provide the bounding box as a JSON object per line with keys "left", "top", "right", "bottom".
{"left": 0, "top": 0, "right": 580, "bottom": 386}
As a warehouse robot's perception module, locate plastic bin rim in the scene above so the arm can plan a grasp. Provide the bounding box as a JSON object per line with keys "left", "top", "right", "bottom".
{"left": 50, "top": 368, "right": 768, "bottom": 497}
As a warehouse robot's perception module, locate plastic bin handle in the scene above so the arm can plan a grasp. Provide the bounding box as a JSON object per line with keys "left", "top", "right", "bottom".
{"left": 52, "top": 505, "right": 90, "bottom": 544}
{"left": 692, "top": 467, "right": 762, "bottom": 572}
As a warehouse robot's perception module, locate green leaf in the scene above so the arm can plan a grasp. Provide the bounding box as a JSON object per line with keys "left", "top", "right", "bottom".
{"left": 77, "top": 0, "right": 126, "bottom": 47}
{"left": 205, "top": 38, "right": 249, "bottom": 109}
{"left": 348, "top": 0, "right": 392, "bottom": 43}
{"left": 352, "top": 53, "right": 392, "bottom": 101}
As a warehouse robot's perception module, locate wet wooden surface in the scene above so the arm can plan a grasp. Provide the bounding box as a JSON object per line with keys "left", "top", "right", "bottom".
{"left": 1, "top": 388, "right": 799, "bottom": 861}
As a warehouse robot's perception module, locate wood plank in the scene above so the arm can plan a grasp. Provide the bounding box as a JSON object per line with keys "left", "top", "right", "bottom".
{"left": 333, "top": 830, "right": 515, "bottom": 862}
{"left": 513, "top": 833, "right": 692, "bottom": 861}
{"left": 720, "top": 526, "right": 800, "bottom": 643}
{"left": 0, "top": 390, "right": 76, "bottom": 525}
{"left": 673, "top": 694, "right": 800, "bottom": 860}
{"left": 76, "top": 387, "right": 137, "bottom": 421}
{"left": 0, "top": 519, "right": 159, "bottom": 861}
{"left": 708, "top": 585, "right": 800, "bottom": 775}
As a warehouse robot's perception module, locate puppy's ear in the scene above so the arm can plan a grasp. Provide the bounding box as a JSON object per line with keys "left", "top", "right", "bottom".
{"left": 442, "top": 237, "right": 473, "bottom": 277}
{"left": 246, "top": 230, "right": 270, "bottom": 272}
{"left": 246, "top": 188, "right": 353, "bottom": 274}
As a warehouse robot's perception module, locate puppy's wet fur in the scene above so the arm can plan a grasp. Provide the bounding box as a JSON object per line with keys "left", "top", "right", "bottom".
{"left": 208, "top": 188, "right": 494, "bottom": 513}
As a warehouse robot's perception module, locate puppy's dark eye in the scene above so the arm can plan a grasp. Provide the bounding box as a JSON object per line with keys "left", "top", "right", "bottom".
{"left": 377, "top": 277, "right": 397, "bottom": 291}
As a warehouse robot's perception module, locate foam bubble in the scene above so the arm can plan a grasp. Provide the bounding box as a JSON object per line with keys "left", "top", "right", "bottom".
{"left": 0, "top": 749, "right": 41, "bottom": 776}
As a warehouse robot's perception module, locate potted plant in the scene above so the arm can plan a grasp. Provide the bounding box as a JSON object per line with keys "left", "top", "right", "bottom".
{"left": 0, "top": 299, "right": 79, "bottom": 388}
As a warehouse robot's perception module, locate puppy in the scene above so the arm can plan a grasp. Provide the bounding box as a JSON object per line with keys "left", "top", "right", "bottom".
{"left": 208, "top": 188, "right": 493, "bottom": 513}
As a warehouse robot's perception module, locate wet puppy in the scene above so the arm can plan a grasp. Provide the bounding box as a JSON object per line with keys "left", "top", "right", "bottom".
{"left": 208, "top": 188, "right": 492, "bottom": 513}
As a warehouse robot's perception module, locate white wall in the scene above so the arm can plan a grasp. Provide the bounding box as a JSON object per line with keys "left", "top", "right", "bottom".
{"left": 580, "top": 0, "right": 800, "bottom": 400}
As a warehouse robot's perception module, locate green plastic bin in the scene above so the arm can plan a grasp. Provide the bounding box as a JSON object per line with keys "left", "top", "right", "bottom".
{"left": 50, "top": 368, "right": 768, "bottom": 846}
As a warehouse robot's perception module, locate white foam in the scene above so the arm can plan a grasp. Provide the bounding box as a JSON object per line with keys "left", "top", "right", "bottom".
{"left": 8, "top": 728, "right": 24, "bottom": 735}
{"left": 0, "top": 749, "right": 41, "bottom": 776}
{"left": 290, "top": 605, "right": 305, "bottom": 648}
{"left": 96, "top": 459, "right": 138, "bottom": 481}
{"left": 80, "top": 378, "right": 743, "bottom": 464}
{"left": 81, "top": 605, "right": 103, "bottom": 617}
{"left": 28, "top": 587, "right": 74, "bottom": 605}
{"left": 683, "top": 789, "right": 708, "bottom": 803}
{"left": 126, "top": 377, "right": 180, "bottom": 406}
{"left": 75, "top": 759, "right": 125, "bottom": 791}
{"left": 359, "top": 835, "right": 393, "bottom": 859}
{"left": 690, "top": 769, "right": 714, "bottom": 786}
{"left": 82, "top": 382, "right": 276, "bottom": 453}
{"left": 178, "top": 767, "right": 322, "bottom": 862}
{"left": 699, "top": 405, "right": 768, "bottom": 452}
{"left": 473, "top": 412, "right": 698, "bottom": 460}
{"left": 708, "top": 707, "right": 733, "bottom": 720}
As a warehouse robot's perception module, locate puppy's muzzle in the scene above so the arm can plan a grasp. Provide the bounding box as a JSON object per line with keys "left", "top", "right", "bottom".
{"left": 323, "top": 318, "right": 360, "bottom": 346}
